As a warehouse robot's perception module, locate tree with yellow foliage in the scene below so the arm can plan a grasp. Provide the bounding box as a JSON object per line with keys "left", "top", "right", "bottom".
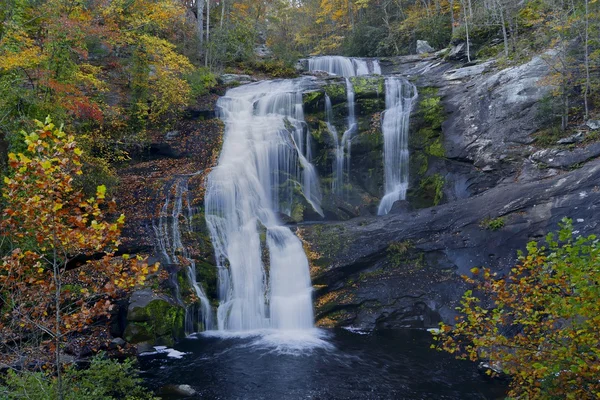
{"left": 0, "top": 118, "right": 157, "bottom": 397}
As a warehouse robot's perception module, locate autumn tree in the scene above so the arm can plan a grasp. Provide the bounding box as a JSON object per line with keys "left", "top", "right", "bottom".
{"left": 0, "top": 118, "right": 157, "bottom": 397}
{"left": 434, "top": 218, "right": 600, "bottom": 398}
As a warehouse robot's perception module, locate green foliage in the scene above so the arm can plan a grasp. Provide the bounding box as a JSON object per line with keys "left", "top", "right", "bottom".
{"left": 186, "top": 67, "right": 218, "bottom": 98}
{"left": 0, "top": 354, "right": 157, "bottom": 400}
{"left": 205, "top": 21, "right": 257, "bottom": 69}
{"left": 427, "top": 139, "right": 445, "bottom": 158}
{"left": 479, "top": 216, "right": 505, "bottom": 231}
{"left": 434, "top": 219, "right": 600, "bottom": 398}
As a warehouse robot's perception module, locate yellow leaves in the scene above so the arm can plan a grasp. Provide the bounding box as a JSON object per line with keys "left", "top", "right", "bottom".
{"left": 74, "top": 148, "right": 83, "bottom": 156}
{"left": 96, "top": 184, "right": 107, "bottom": 199}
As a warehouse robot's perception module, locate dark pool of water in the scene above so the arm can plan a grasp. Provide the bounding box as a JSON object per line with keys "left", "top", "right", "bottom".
{"left": 139, "top": 329, "right": 507, "bottom": 400}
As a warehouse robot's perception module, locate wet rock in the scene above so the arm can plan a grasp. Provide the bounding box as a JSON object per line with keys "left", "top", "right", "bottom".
{"left": 416, "top": 40, "right": 435, "bottom": 54}
{"left": 389, "top": 200, "right": 412, "bottom": 214}
{"left": 443, "top": 61, "right": 494, "bottom": 81}
{"left": 136, "top": 342, "right": 154, "bottom": 355}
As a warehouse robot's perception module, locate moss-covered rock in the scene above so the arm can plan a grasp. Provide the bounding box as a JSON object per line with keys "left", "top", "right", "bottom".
{"left": 124, "top": 290, "right": 185, "bottom": 346}
{"left": 323, "top": 82, "right": 347, "bottom": 103}
{"left": 349, "top": 76, "right": 385, "bottom": 99}
{"left": 407, "top": 173, "right": 445, "bottom": 208}
{"left": 303, "top": 90, "right": 325, "bottom": 113}
{"left": 407, "top": 87, "right": 448, "bottom": 208}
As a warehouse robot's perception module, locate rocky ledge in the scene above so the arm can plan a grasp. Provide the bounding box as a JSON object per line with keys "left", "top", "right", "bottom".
{"left": 300, "top": 159, "right": 600, "bottom": 330}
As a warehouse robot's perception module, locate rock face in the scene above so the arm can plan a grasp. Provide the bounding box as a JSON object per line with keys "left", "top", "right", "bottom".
{"left": 301, "top": 159, "right": 600, "bottom": 329}
{"left": 296, "top": 49, "right": 600, "bottom": 331}
{"left": 117, "top": 49, "right": 600, "bottom": 337}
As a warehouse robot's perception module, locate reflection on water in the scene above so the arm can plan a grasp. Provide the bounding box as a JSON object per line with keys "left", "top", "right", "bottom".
{"left": 139, "top": 329, "right": 507, "bottom": 400}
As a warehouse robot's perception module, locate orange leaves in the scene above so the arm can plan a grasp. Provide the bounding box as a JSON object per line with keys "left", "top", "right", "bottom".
{"left": 0, "top": 117, "right": 158, "bottom": 363}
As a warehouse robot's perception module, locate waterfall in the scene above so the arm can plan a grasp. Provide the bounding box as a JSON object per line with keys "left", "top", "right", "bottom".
{"left": 153, "top": 177, "right": 213, "bottom": 333}
{"left": 307, "top": 56, "right": 381, "bottom": 77}
{"left": 308, "top": 56, "right": 379, "bottom": 195}
{"left": 205, "top": 79, "right": 320, "bottom": 332}
{"left": 377, "top": 77, "right": 418, "bottom": 215}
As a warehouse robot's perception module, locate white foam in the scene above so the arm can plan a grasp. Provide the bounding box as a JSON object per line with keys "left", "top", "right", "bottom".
{"left": 139, "top": 346, "right": 188, "bottom": 359}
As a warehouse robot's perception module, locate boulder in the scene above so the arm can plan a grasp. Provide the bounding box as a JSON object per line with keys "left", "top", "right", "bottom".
{"left": 416, "top": 40, "right": 435, "bottom": 54}
{"left": 124, "top": 290, "right": 185, "bottom": 346}
{"left": 447, "top": 42, "right": 468, "bottom": 61}
{"left": 556, "top": 131, "right": 585, "bottom": 145}
{"left": 586, "top": 120, "right": 600, "bottom": 130}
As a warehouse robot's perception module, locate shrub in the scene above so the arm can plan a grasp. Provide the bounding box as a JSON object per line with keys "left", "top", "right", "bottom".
{"left": 434, "top": 218, "right": 600, "bottom": 398}
{"left": 0, "top": 354, "right": 157, "bottom": 400}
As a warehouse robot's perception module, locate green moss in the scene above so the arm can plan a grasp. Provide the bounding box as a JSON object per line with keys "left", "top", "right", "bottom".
{"left": 427, "top": 139, "right": 445, "bottom": 157}
{"left": 290, "top": 201, "right": 305, "bottom": 222}
{"left": 124, "top": 299, "right": 185, "bottom": 345}
{"left": 407, "top": 173, "right": 445, "bottom": 208}
{"left": 303, "top": 90, "right": 324, "bottom": 112}
{"left": 349, "top": 76, "right": 385, "bottom": 99}
{"left": 323, "top": 82, "right": 346, "bottom": 103}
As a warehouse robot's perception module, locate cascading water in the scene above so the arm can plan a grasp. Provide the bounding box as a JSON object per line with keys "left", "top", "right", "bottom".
{"left": 307, "top": 56, "right": 381, "bottom": 77}
{"left": 153, "top": 177, "right": 213, "bottom": 333}
{"left": 308, "top": 56, "right": 380, "bottom": 195}
{"left": 205, "top": 79, "right": 321, "bottom": 333}
{"left": 377, "top": 77, "right": 418, "bottom": 215}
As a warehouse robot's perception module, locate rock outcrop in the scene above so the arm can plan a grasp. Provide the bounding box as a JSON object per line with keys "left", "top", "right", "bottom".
{"left": 301, "top": 159, "right": 600, "bottom": 329}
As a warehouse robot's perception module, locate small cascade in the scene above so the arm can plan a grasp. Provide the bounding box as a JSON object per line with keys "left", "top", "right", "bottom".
{"left": 308, "top": 56, "right": 380, "bottom": 195}
{"left": 205, "top": 79, "right": 320, "bottom": 332}
{"left": 324, "top": 94, "right": 343, "bottom": 194}
{"left": 153, "top": 177, "right": 213, "bottom": 333}
{"left": 377, "top": 77, "right": 418, "bottom": 215}
{"left": 307, "top": 56, "right": 382, "bottom": 76}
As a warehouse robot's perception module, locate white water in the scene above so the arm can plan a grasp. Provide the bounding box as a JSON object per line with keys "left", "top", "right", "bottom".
{"left": 205, "top": 79, "right": 320, "bottom": 333}
{"left": 153, "top": 177, "right": 213, "bottom": 333}
{"left": 377, "top": 77, "right": 418, "bottom": 215}
{"left": 307, "top": 56, "right": 381, "bottom": 77}
{"left": 308, "top": 56, "right": 379, "bottom": 194}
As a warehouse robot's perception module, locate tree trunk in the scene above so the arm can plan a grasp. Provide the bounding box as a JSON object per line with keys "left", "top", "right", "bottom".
{"left": 205, "top": 0, "right": 210, "bottom": 68}
{"left": 583, "top": 0, "right": 590, "bottom": 120}
{"left": 462, "top": 0, "right": 471, "bottom": 62}
{"left": 197, "top": 0, "right": 204, "bottom": 46}
{"left": 220, "top": 0, "right": 225, "bottom": 29}
{"left": 497, "top": 0, "right": 509, "bottom": 57}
